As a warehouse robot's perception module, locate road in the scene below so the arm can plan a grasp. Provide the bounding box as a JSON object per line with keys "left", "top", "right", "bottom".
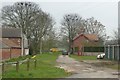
{"left": 56, "top": 55, "right": 119, "bottom": 78}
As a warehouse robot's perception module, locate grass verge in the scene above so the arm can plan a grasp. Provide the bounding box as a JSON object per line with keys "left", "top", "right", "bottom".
{"left": 70, "top": 54, "right": 97, "bottom": 61}
{"left": 2, "top": 52, "right": 71, "bottom": 78}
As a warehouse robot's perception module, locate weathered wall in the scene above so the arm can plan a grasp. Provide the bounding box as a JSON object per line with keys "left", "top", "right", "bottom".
{"left": 1, "top": 48, "right": 21, "bottom": 60}
{"left": 25, "top": 49, "right": 29, "bottom": 55}
{"left": 11, "top": 48, "right": 21, "bottom": 58}
{"left": 2, "top": 49, "right": 11, "bottom": 60}
{"left": 9, "top": 38, "right": 21, "bottom": 47}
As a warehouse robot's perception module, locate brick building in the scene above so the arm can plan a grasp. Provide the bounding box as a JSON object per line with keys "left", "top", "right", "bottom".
{"left": 0, "top": 28, "right": 29, "bottom": 61}
{"left": 73, "top": 33, "right": 103, "bottom": 56}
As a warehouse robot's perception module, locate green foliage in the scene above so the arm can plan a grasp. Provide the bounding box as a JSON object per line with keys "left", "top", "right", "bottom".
{"left": 70, "top": 54, "right": 97, "bottom": 61}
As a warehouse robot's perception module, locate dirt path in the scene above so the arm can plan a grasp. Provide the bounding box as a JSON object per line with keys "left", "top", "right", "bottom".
{"left": 56, "top": 55, "right": 119, "bottom": 78}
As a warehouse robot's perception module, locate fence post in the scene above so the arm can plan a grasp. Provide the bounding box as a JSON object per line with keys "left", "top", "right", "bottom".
{"left": 34, "top": 59, "right": 37, "bottom": 69}
{"left": 16, "top": 61, "right": 19, "bottom": 72}
{"left": 2, "top": 62, "right": 5, "bottom": 74}
{"left": 27, "top": 59, "right": 30, "bottom": 71}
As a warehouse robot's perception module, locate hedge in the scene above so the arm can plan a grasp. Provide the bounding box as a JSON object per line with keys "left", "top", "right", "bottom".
{"left": 84, "top": 47, "right": 104, "bottom": 52}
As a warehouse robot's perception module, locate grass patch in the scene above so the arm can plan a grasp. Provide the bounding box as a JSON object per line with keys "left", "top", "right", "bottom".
{"left": 2, "top": 52, "right": 71, "bottom": 78}
{"left": 70, "top": 54, "right": 97, "bottom": 61}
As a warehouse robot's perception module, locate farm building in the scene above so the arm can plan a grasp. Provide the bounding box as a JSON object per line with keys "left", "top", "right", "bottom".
{"left": 105, "top": 40, "right": 119, "bottom": 60}
{"left": 0, "top": 28, "right": 29, "bottom": 61}
{"left": 73, "top": 33, "right": 104, "bottom": 56}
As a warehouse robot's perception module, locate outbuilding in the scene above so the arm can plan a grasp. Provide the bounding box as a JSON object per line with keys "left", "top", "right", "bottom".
{"left": 0, "top": 28, "right": 29, "bottom": 61}
{"left": 73, "top": 33, "right": 104, "bottom": 56}
{"left": 105, "top": 40, "right": 119, "bottom": 60}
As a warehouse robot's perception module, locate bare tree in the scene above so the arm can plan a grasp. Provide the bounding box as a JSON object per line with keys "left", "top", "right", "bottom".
{"left": 112, "top": 30, "right": 118, "bottom": 40}
{"left": 42, "top": 29, "right": 58, "bottom": 51}
{"left": 83, "top": 17, "right": 106, "bottom": 41}
{"left": 1, "top": 2, "right": 42, "bottom": 38}
{"left": 1, "top": 2, "right": 55, "bottom": 54}
{"left": 32, "top": 13, "right": 55, "bottom": 53}
{"left": 61, "top": 13, "right": 83, "bottom": 53}
{"left": 110, "top": 30, "right": 118, "bottom": 44}
{"left": 61, "top": 14, "right": 106, "bottom": 54}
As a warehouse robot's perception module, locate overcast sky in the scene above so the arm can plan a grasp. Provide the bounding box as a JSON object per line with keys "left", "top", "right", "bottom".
{"left": 0, "top": 0, "right": 119, "bottom": 38}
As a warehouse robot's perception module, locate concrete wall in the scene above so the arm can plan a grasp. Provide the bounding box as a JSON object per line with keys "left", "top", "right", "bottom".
{"left": 25, "top": 49, "right": 29, "bottom": 55}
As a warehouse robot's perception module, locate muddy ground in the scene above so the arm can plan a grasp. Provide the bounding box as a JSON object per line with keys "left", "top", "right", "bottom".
{"left": 56, "top": 55, "right": 119, "bottom": 78}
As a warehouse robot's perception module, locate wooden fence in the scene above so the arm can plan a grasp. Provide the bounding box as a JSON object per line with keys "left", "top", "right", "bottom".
{"left": 1, "top": 58, "right": 37, "bottom": 73}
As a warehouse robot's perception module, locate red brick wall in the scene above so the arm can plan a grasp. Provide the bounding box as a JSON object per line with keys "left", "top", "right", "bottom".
{"left": 2, "top": 49, "right": 11, "bottom": 60}
{"left": 73, "top": 36, "right": 86, "bottom": 48}
{"left": 73, "top": 35, "right": 98, "bottom": 48}
{"left": 1, "top": 48, "right": 21, "bottom": 60}
{"left": 11, "top": 48, "right": 21, "bottom": 58}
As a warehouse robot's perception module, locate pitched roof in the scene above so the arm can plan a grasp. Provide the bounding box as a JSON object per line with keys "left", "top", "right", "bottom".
{"left": 84, "top": 34, "right": 98, "bottom": 41}
{"left": 73, "top": 33, "right": 99, "bottom": 41}
{"left": 1, "top": 28, "right": 22, "bottom": 38}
